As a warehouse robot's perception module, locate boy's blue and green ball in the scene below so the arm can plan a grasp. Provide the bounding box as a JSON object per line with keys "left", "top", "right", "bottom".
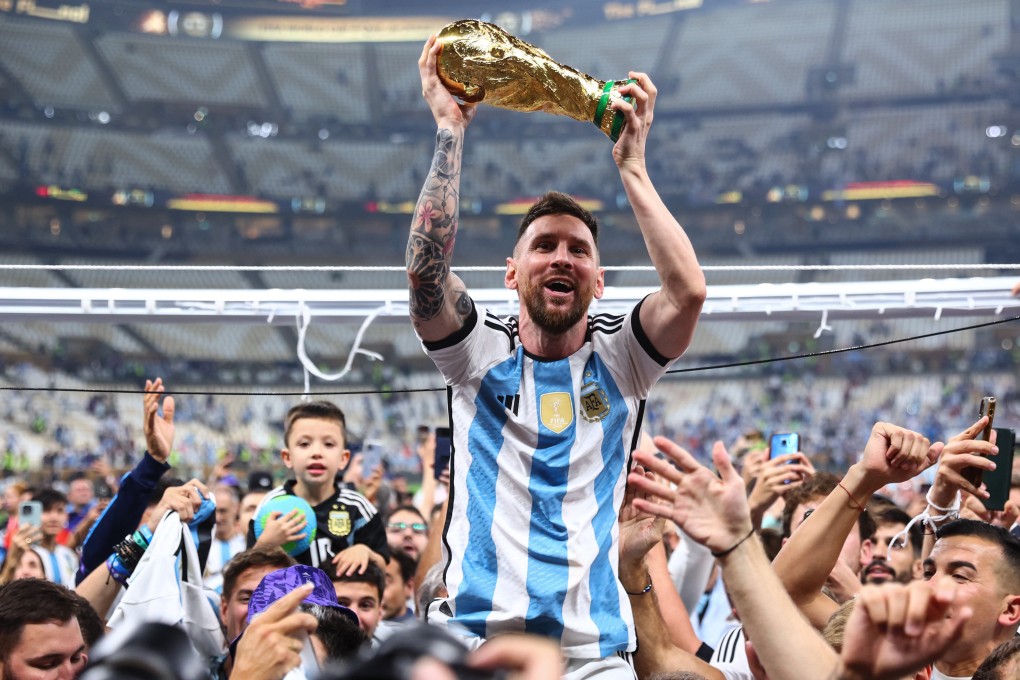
{"left": 254, "top": 495, "right": 317, "bottom": 556}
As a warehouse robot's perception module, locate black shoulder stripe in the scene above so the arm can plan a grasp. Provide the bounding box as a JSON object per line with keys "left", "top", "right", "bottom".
{"left": 631, "top": 296, "right": 671, "bottom": 366}
{"left": 338, "top": 489, "right": 377, "bottom": 518}
{"left": 591, "top": 313, "right": 626, "bottom": 324}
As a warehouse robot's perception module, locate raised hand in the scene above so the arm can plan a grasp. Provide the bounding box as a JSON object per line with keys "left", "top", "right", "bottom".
{"left": 619, "top": 465, "right": 666, "bottom": 568}
{"left": 419, "top": 34, "right": 478, "bottom": 130}
{"left": 629, "top": 438, "right": 752, "bottom": 555}
{"left": 929, "top": 416, "right": 999, "bottom": 504}
{"left": 857, "top": 422, "right": 942, "bottom": 491}
{"left": 146, "top": 479, "right": 208, "bottom": 531}
{"left": 611, "top": 72, "right": 655, "bottom": 171}
{"left": 839, "top": 580, "right": 970, "bottom": 680}
{"left": 143, "top": 377, "right": 175, "bottom": 464}
{"left": 748, "top": 452, "right": 814, "bottom": 521}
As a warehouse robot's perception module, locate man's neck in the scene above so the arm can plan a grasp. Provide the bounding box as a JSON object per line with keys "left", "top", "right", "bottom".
{"left": 935, "top": 641, "right": 997, "bottom": 678}
{"left": 39, "top": 535, "right": 57, "bottom": 551}
{"left": 517, "top": 315, "right": 587, "bottom": 360}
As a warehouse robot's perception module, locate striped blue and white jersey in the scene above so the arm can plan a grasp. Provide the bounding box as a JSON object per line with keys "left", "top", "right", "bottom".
{"left": 422, "top": 298, "right": 676, "bottom": 658}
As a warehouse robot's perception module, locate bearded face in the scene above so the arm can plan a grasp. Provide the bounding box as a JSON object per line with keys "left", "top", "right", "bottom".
{"left": 517, "top": 269, "right": 597, "bottom": 334}
{"left": 508, "top": 214, "right": 603, "bottom": 336}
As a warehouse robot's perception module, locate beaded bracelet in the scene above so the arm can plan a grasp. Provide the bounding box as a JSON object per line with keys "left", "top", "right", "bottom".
{"left": 625, "top": 577, "right": 653, "bottom": 596}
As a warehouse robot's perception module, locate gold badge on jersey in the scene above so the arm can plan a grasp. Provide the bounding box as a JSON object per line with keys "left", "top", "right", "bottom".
{"left": 540, "top": 392, "right": 573, "bottom": 433}
{"left": 580, "top": 379, "right": 610, "bottom": 422}
{"left": 328, "top": 510, "right": 351, "bottom": 536}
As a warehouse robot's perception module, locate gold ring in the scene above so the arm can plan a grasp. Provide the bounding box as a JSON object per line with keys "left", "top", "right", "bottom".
{"left": 25, "top": 538, "right": 32, "bottom": 544}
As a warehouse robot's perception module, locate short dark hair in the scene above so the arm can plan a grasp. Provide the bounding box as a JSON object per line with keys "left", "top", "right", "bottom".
{"left": 222, "top": 548, "right": 296, "bottom": 602}
{"left": 388, "top": 504, "right": 427, "bottom": 527}
{"left": 301, "top": 603, "right": 366, "bottom": 662}
{"left": 516, "top": 191, "right": 598, "bottom": 248}
{"left": 284, "top": 401, "right": 347, "bottom": 447}
{"left": 782, "top": 472, "right": 875, "bottom": 542}
{"left": 68, "top": 591, "right": 105, "bottom": 649}
{"left": 34, "top": 488, "right": 67, "bottom": 512}
{"left": 331, "top": 562, "right": 385, "bottom": 600}
{"left": 973, "top": 635, "right": 1020, "bottom": 680}
{"left": 782, "top": 472, "right": 840, "bottom": 538}
{"left": 873, "top": 504, "right": 922, "bottom": 557}
{"left": 936, "top": 519, "right": 1020, "bottom": 592}
{"left": 390, "top": 550, "right": 418, "bottom": 585}
{"left": 0, "top": 579, "right": 80, "bottom": 661}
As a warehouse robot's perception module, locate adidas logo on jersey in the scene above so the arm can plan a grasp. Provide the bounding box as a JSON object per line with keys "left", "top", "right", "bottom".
{"left": 496, "top": 394, "right": 520, "bottom": 416}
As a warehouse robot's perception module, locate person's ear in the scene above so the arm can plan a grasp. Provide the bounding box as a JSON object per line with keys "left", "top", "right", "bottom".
{"left": 281, "top": 448, "right": 293, "bottom": 469}
{"left": 859, "top": 538, "right": 874, "bottom": 567}
{"left": 911, "top": 558, "right": 924, "bottom": 581}
{"left": 505, "top": 257, "right": 518, "bottom": 291}
{"left": 339, "top": 449, "right": 351, "bottom": 469}
{"left": 220, "top": 595, "right": 229, "bottom": 623}
{"left": 999, "top": 593, "right": 1020, "bottom": 627}
{"left": 593, "top": 267, "right": 605, "bottom": 300}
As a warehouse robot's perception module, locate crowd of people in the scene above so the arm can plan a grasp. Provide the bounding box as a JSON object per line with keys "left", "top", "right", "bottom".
{"left": 2, "top": 34, "right": 1020, "bottom": 680}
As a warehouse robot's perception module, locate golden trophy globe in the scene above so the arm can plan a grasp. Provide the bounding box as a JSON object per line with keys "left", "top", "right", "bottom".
{"left": 436, "top": 19, "right": 636, "bottom": 142}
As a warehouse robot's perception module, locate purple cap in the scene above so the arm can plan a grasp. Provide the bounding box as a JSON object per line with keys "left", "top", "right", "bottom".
{"left": 230, "top": 565, "right": 359, "bottom": 657}
{"left": 247, "top": 565, "right": 358, "bottom": 625}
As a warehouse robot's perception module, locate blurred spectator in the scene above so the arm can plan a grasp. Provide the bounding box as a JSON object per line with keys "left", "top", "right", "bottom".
{"left": 382, "top": 549, "right": 417, "bottom": 623}
{"left": 385, "top": 505, "right": 429, "bottom": 561}
{"left": 0, "top": 578, "right": 88, "bottom": 679}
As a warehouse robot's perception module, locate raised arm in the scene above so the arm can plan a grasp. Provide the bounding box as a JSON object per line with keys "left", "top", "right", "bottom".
{"left": 619, "top": 466, "right": 722, "bottom": 680}
{"left": 612, "top": 73, "right": 706, "bottom": 360}
{"left": 406, "top": 35, "right": 477, "bottom": 342}
{"left": 77, "top": 378, "right": 173, "bottom": 583}
{"left": 630, "top": 439, "right": 839, "bottom": 680}
{"left": 772, "top": 423, "right": 940, "bottom": 629}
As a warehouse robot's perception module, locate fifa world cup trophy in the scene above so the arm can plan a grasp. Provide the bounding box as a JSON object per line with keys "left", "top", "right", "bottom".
{"left": 436, "top": 19, "right": 636, "bottom": 142}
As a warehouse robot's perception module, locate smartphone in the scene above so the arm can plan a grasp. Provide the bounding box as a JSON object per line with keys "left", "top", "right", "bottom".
{"left": 361, "top": 443, "right": 385, "bottom": 480}
{"left": 982, "top": 427, "right": 1015, "bottom": 511}
{"left": 18, "top": 500, "right": 43, "bottom": 528}
{"left": 434, "top": 427, "right": 452, "bottom": 481}
{"left": 962, "top": 397, "right": 996, "bottom": 489}
{"left": 770, "top": 433, "right": 800, "bottom": 459}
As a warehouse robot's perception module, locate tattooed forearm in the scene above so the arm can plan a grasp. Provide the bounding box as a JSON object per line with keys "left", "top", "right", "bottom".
{"left": 406, "top": 233, "right": 448, "bottom": 321}
{"left": 407, "top": 128, "right": 463, "bottom": 322}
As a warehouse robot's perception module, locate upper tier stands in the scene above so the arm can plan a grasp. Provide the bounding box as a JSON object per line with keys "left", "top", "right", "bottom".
{"left": 0, "top": 15, "right": 121, "bottom": 112}
{"left": 659, "top": 0, "right": 835, "bottom": 109}
{"left": 95, "top": 33, "right": 267, "bottom": 108}
{"left": 262, "top": 42, "right": 373, "bottom": 123}
{"left": 841, "top": 0, "right": 1009, "bottom": 99}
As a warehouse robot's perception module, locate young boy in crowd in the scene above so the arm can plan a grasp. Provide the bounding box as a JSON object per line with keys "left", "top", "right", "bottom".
{"left": 249, "top": 401, "right": 389, "bottom": 574}
{"left": 33, "top": 488, "right": 78, "bottom": 586}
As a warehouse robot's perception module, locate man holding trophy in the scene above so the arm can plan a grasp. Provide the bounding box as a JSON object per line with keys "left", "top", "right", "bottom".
{"left": 406, "top": 22, "right": 706, "bottom": 679}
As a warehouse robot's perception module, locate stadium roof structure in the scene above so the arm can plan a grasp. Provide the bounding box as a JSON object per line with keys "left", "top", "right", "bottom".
{"left": 0, "top": 276, "right": 1015, "bottom": 324}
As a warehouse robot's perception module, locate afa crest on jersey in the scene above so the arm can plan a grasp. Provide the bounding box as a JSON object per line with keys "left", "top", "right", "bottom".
{"left": 580, "top": 378, "right": 610, "bottom": 422}
{"left": 328, "top": 509, "right": 352, "bottom": 536}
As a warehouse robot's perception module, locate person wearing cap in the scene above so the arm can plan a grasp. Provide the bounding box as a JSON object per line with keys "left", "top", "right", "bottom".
{"left": 231, "top": 564, "right": 364, "bottom": 679}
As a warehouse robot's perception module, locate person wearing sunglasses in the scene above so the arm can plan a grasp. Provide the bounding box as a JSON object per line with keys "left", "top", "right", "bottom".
{"left": 386, "top": 506, "right": 429, "bottom": 561}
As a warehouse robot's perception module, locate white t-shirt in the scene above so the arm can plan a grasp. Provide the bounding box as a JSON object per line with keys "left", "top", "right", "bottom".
{"left": 710, "top": 626, "right": 754, "bottom": 680}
